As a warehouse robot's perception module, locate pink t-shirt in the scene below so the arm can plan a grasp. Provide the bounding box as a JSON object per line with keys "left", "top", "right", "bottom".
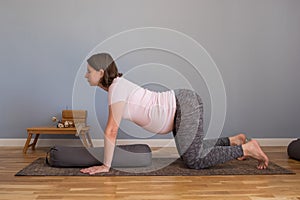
{"left": 108, "top": 77, "right": 176, "bottom": 134}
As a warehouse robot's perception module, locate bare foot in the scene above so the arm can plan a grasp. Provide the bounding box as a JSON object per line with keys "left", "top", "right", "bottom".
{"left": 242, "top": 140, "right": 269, "bottom": 169}
{"left": 229, "top": 133, "right": 247, "bottom": 146}
{"left": 229, "top": 133, "right": 248, "bottom": 160}
{"left": 230, "top": 133, "right": 247, "bottom": 161}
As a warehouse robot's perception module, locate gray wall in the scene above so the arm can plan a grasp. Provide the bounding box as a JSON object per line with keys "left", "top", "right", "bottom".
{"left": 0, "top": 0, "right": 299, "bottom": 139}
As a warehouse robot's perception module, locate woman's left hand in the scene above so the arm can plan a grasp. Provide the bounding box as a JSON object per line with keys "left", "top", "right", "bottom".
{"left": 80, "top": 164, "right": 110, "bottom": 175}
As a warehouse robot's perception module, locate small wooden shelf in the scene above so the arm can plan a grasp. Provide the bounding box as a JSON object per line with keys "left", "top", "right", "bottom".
{"left": 23, "top": 126, "right": 92, "bottom": 154}
{"left": 23, "top": 110, "right": 93, "bottom": 154}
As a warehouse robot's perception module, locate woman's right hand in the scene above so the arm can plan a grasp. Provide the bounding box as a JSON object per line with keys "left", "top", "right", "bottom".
{"left": 80, "top": 164, "right": 110, "bottom": 175}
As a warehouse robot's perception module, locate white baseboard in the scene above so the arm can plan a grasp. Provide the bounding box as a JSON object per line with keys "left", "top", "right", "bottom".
{"left": 0, "top": 138, "right": 296, "bottom": 147}
{"left": 253, "top": 138, "right": 296, "bottom": 147}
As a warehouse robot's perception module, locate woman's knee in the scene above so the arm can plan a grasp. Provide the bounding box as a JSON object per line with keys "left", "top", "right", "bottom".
{"left": 182, "top": 154, "right": 209, "bottom": 169}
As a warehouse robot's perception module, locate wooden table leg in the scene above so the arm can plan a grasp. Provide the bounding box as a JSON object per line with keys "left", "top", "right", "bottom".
{"left": 80, "top": 132, "right": 89, "bottom": 147}
{"left": 32, "top": 134, "right": 40, "bottom": 150}
{"left": 85, "top": 132, "right": 93, "bottom": 147}
{"left": 23, "top": 133, "right": 33, "bottom": 154}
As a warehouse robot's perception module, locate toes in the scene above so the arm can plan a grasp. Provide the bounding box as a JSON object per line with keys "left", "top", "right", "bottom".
{"left": 257, "top": 161, "right": 262, "bottom": 169}
{"left": 257, "top": 161, "right": 268, "bottom": 170}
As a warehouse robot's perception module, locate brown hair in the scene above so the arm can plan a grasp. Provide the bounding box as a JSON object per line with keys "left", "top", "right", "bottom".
{"left": 87, "top": 53, "right": 122, "bottom": 88}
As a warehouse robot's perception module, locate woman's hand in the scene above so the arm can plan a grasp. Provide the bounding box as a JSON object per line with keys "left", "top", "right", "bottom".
{"left": 80, "top": 165, "right": 110, "bottom": 175}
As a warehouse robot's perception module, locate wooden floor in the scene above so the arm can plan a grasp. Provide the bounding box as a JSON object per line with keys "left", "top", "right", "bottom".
{"left": 0, "top": 146, "right": 299, "bottom": 200}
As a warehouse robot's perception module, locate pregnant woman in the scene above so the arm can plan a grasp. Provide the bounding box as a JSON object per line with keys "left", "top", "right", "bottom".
{"left": 80, "top": 53, "right": 269, "bottom": 175}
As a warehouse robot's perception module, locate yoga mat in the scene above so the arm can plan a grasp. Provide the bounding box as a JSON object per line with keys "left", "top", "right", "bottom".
{"left": 15, "top": 157, "right": 295, "bottom": 176}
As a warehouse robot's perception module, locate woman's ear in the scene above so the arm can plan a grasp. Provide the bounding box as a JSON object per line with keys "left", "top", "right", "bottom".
{"left": 99, "top": 69, "right": 104, "bottom": 78}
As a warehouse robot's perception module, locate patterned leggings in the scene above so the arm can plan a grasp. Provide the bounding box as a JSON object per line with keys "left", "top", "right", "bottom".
{"left": 173, "top": 89, "right": 244, "bottom": 169}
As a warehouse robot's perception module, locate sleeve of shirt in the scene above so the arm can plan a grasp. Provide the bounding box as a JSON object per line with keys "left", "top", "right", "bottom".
{"left": 108, "top": 78, "right": 130, "bottom": 105}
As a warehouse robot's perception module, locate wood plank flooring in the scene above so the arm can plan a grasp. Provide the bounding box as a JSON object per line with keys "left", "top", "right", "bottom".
{"left": 0, "top": 146, "right": 299, "bottom": 200}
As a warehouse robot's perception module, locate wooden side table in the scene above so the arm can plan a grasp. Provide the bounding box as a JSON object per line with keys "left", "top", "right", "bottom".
{"left": 23, "top": 126, "right": 92, "bottom": 154}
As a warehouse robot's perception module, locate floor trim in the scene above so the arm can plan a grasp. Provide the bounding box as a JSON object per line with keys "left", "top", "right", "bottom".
{"left": 0, "top": 138, "right": 296, "bottom": 147}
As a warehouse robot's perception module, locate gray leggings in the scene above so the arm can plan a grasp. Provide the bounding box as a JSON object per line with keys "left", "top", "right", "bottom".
{"left": 173, "top": 89, "right": 244, "bottom": 169}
